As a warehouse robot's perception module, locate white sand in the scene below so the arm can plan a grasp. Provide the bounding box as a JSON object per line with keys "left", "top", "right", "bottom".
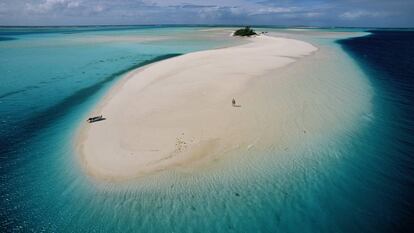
{"left": 76, "top": 35, "right": 318, "bottom": 180}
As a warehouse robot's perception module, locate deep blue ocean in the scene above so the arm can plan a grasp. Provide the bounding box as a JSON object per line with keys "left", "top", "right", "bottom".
{"left": 0, "top": 27, "right": 413, "bottom": 232}
{"left": 338, "top": 30, "right": 414, "bottom": 232}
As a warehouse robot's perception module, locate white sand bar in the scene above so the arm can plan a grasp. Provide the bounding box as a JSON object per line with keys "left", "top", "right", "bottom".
{"left": 76, "top": 35, "right": 318, "bottom": 180}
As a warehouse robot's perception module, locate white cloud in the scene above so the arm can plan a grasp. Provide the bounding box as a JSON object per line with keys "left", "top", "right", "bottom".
{"left": 67, "top": 1, "right": 81, "bottom": 8}
{"left": 93, "top": 5, "right": 105, "bottom": 13}
{"left": 254, "top": 6, "right": 299, "bottom": 14}
{"left": 340, "top": 10, "right": 387, "bottom": 20}
{"left": 26, "top": 0, "right": 82, "bottom": 13}
{"left": 146, "top": 0, "right": 244, "bottom": 8}
{"left": 0, "top": 0, "right": 408, "bottom": 27}
{"left": 305, "top": 12, "right": 323, "bottom": 18}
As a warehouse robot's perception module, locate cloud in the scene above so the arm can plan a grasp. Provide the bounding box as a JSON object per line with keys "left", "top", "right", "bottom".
{"left": 305, "top": 12, "right": 323, "bottom": 18}
{"left": 340, "top": 10, "right": 388, "bottom": 20}
{"left": 67, "top": 1, "right": 81, "bottom": 8}
{"left": 25, "top": 0, "right": 82, "bottom": 13}
{"left": 250, "top": 6, "right": 300, "bottom": 15}
{"left": 176, "top": 4, "right": 218, "bottom": 9}
{"left": 0, "top": 0, "right": 412, "bottom": 27}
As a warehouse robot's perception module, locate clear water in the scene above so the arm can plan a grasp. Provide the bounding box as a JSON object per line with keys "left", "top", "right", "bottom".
{"left": 0, "top": 27, "right": 413, "bottom": 232}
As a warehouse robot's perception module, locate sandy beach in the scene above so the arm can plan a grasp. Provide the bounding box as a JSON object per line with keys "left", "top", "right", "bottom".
{"left": 76, "top": 35, "right": 319, "bottom": 180}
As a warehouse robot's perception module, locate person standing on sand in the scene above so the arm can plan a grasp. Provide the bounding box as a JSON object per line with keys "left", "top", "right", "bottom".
{"left": 232, "top": 98, "right": 236, "bottom": 106}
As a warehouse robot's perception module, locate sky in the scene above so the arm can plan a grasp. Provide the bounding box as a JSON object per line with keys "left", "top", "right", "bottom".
{"left": 0, "top": 0, "right": 413, "bottom": 27}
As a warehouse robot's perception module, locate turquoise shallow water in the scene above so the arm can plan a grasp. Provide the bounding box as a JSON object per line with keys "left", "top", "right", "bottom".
{"left": 0, "top": 27, "right": 413, "bottom": 232}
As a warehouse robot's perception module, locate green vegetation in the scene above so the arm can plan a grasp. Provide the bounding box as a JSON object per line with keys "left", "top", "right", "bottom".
{"left": 233, "top": 26, "right": 257, "bottom": 37}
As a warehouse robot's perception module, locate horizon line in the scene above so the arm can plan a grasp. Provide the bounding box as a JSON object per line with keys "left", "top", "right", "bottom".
{"left": 0, "top": 24, "right": 413, "bottom": 30}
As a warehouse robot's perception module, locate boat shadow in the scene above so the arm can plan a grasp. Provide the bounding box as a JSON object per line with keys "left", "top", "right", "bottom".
{"left": 87, "top": 116, "right": 106, "bottom": 123}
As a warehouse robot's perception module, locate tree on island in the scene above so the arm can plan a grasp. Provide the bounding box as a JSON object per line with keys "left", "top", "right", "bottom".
{"left": 233, "top": 26, "right": 257, "bottom": 37}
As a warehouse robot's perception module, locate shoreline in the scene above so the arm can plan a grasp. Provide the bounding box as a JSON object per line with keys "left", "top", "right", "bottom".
{"left": 75, "top": 35, "right": 318, "bottom": 181}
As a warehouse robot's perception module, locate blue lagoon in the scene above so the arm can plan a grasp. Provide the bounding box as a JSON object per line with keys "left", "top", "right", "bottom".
{"left": 0, "top": 26, "right": 413, "bottom": 233}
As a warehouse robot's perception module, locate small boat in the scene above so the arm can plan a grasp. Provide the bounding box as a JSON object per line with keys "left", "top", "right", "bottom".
{"left": 87, "top": 115, "right": 105, "bottom": 123}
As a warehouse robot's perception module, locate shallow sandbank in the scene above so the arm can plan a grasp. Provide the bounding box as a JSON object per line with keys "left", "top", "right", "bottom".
{"left": 76, "top": 35, "right": 318, "bottom": 180}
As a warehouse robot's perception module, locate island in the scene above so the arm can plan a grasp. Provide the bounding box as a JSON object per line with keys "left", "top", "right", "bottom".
{"left": 233, "top": 26, "right": 257, "bottom": 37}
